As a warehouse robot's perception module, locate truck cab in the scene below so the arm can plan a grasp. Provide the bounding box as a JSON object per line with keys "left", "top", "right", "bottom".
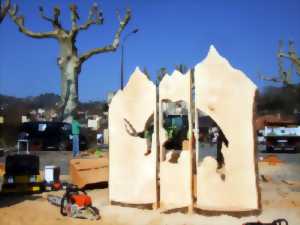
{"left": 264, "top": 122, "right": 300, "bottom": 152}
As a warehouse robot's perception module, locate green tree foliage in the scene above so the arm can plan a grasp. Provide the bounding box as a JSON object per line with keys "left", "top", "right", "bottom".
{"left": 257, "top": 85, "right": 300, "bottom": 115}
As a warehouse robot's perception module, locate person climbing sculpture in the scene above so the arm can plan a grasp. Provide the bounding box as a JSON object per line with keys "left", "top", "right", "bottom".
{"left": 216, "top": 126, "right": 229, "bottom": 169}
{"left": 124, "top": 114, "right": 154, "bottom": 156}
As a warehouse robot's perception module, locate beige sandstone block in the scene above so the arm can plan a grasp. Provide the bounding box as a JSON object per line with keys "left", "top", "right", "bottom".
{"left": 108, "top": 46, "right": 259, "bottom": 212}
{"left": 159, "top": 71, "right": 193, "bottom": 209}
{"left": 109, "top": 68, "right": 157, "bottom": 204}
{"left": 195, "top": 46, "right": 259, "bottom": 211}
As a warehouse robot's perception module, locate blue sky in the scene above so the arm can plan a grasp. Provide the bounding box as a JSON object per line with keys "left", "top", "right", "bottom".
{"left": 0, "top": 0, "right": 299, "bottom": 101}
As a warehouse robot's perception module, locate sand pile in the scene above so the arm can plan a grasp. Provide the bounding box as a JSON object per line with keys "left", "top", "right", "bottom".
{"left": 261, "top": 155, "right": 283, "bottom": 165}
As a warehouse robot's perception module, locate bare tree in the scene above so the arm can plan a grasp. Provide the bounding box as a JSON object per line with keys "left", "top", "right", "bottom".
{"left": 9, "top": 2, "right": 131, "bottom": 121}
{"left": 142, "top": 66, "right": 150, "bottom": 79}
{"left": 175, "top": 64, "right": 188, "bottom": 74}
{"left": 156, "top": 67, "right": 168, "bottom": 84}
{"left": 0, "top": 0, "right": 10, "bottom": 23}
{"left": 260, "top": 40, "right": 300, "bottom": 86}
{"left": 279, "top": 41, "right": 300, "bottom": 75}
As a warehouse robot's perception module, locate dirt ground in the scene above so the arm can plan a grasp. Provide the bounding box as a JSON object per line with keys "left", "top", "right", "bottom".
{"left": 0, "top": 152, "right": 300, "bottom": 225}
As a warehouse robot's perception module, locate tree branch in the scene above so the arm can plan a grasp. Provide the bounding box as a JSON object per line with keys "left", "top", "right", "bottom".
{"left": 260, "top": 74, "right": 282, "bottom": 83}
{"left": 38, "top": 6, "right": 54, "bottom": 23}
{"left": 69, "top": 4, "right": 80, "bottom": 31}
{"left": 53, "top": 6, "right": 61, "bottom": 28}
{"left": 291, "top": 58, "right": 300, "bottom": 76}
{"left": 278, "top": 51, "right": 299, "bottom": 65}
{"left": 259, "top": 72, "right": 292, "bottom": 86}
{"left": 278, "top": 41, "right": 300, "bottom": 76}
{"left": 79, "top": 8, "right": 131, "bottom": 63}
{"left": 9, "top": 4, "right": 57, "bottom": 39}
{"left": 71, "top": 2, "right": 104, "bottom": 35}
{"left": 278, "top": 52, "right": 291, "bottom": 59}
{"left": 77, "top": 19, "right": 97, "bottom": 31}
{"left": 38, "top": 5, "right": 62, "bottom": 30}
{"left": 0, "top": 0, "right": 10, "bottom": 23}
{"left": 288, "top": 41, "right": 300, "bottom": 75}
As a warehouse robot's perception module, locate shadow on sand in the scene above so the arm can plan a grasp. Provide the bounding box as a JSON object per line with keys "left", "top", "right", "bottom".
{"left": 260, "top": 150, "right": 300, "bottom": 154}
{"left": 0, "top": 193, "right": 41, "bottom": 208}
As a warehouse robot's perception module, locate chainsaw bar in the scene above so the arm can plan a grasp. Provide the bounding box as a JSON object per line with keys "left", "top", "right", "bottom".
{"left": 47, "top": 194, "right": 62, "bottom": 207}
{"left": 47, "top": 194, "right": 100, "bottom": 220}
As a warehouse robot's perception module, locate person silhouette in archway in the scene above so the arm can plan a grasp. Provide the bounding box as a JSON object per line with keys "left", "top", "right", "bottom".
{"left": 124, "top": 114, "right": 154, "bottom": 156}
{"left": 216, "top": 126, "right": 229, "bottom": 169}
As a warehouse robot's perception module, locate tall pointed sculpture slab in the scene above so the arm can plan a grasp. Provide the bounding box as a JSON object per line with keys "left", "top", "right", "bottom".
{"left": 109, "top": 68, "right": 157, "bottom": 204}
{"left": 158, "top": 70, "right": 193, "bottom": 210}
{"left": 194, "top": 46, "right": 259, "bottom": 211}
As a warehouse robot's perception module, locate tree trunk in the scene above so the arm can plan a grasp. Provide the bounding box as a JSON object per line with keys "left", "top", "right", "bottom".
{"left": 58, "top": 39, "right": 81, "bottom": 122}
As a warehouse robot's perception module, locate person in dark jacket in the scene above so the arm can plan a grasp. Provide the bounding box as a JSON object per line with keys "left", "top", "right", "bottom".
{"left": 216, "top": 126, "right": 229, "bottom": 169}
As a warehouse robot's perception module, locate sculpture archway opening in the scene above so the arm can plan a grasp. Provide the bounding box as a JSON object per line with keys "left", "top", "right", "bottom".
{"left": 161, "top": 100, "right": 189, "bottom": 163}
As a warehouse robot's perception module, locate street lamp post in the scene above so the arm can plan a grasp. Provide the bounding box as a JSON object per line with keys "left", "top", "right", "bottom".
{"left": 120, "top": 28, "right": 139, "bottom": 90}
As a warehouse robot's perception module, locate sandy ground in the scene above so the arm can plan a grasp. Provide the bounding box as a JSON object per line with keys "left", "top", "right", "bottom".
{"left": 0, "top": 153, "right": 300, "bottom": 225}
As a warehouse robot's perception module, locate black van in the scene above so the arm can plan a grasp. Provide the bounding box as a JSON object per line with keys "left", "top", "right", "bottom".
{"left": 1, "top": 154, "right": 42, "bottom": 193}
{"left": 18, "top": 122, "right": 87, "bottom": 151}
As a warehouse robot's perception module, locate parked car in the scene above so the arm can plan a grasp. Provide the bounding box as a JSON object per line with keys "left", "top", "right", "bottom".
{"left": 18, "top": 122, "right": 87, "bottom": 151}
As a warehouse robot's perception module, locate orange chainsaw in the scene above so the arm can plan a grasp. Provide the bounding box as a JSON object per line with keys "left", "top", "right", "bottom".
{"left": 47, "top": 184, "right": 100, "bottom": 220}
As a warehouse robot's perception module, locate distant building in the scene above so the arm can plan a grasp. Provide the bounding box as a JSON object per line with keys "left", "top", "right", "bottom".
{"left": 255, "top": 113, "right": 299, "bottom": 130}
{"left": 37, "top": 108, "right": 45, "bottom": 114}
{"left": 87, "top": 115, "right": 102, "bottom": 130}
{"left": 45, "top": 109, "right": 58, "bottom": 121}
{"left": 162, "top": 101, "right": 188, "bottom": 116}
{"left": 21, "top": 115, "right": 30, "bottom": 123}
{"left": 30, "top": 110, "right": 37, "bottom": 116}
{"left": 28, "top": 108, "right": 58, "bottom": 122}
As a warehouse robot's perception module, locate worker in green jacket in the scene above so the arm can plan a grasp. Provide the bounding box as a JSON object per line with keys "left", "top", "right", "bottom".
{"left": 72, "top": 114, "right": 81, "bottom": 157}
